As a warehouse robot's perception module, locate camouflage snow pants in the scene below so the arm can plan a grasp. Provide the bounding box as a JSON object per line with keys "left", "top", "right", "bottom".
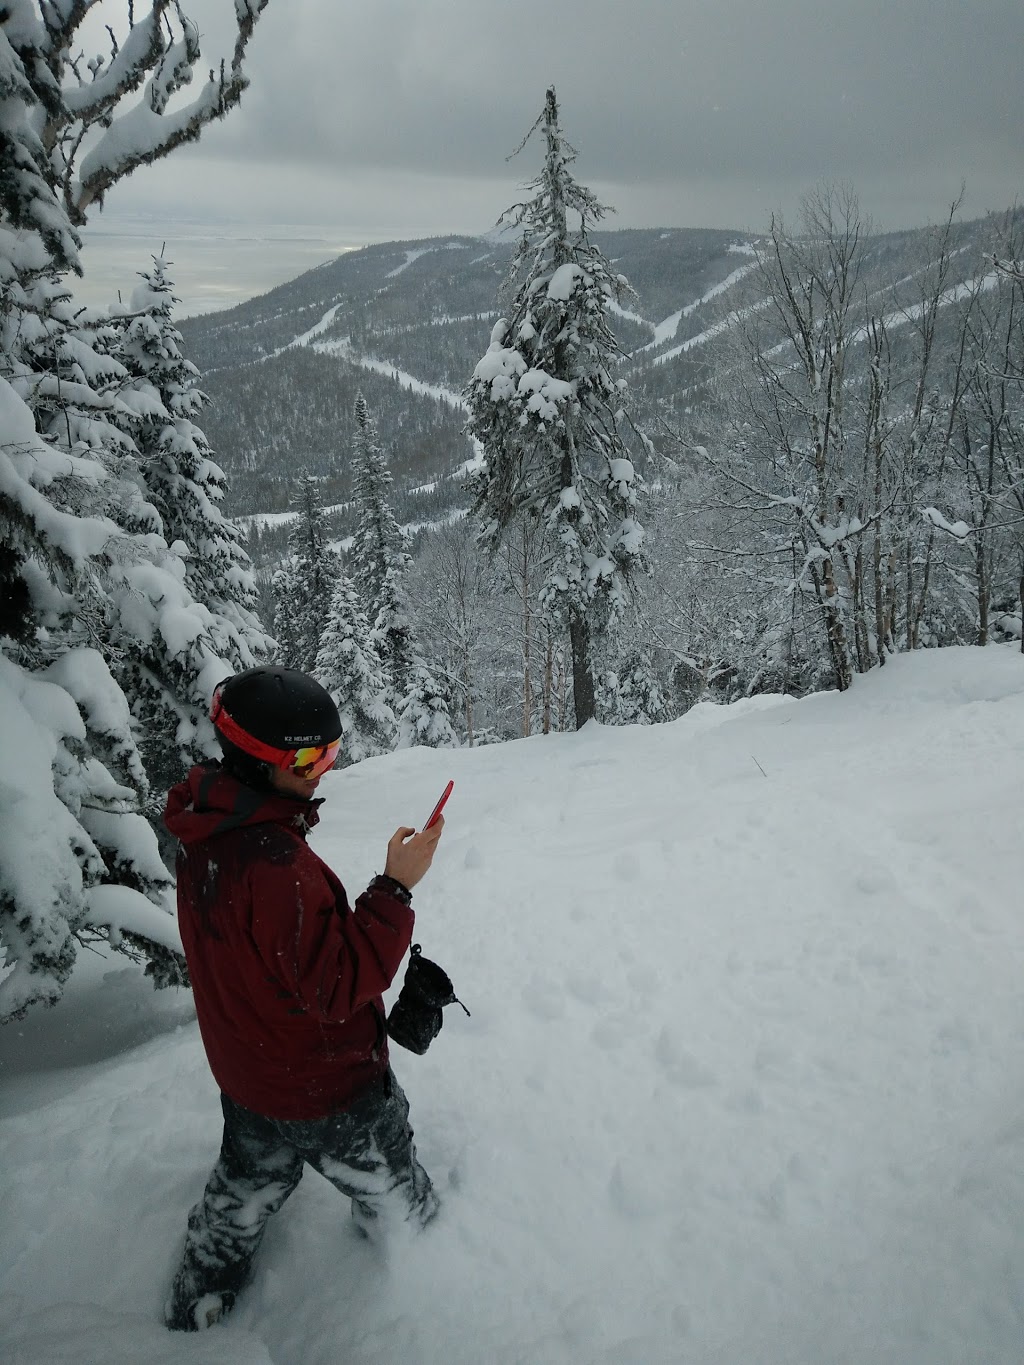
{"left": 165, "top": 1068, "right": 437, "bottom": 1331}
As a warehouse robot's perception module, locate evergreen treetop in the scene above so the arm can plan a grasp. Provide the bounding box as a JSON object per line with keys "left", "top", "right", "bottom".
{"left": 314, "top": 574, "right": 395, "bottom": 764}
{"left": 273, "top": 474, "right": 339, "bottom": 672}
{"left": 348, "top": 391, "right": 410, "bottom": 632}
{"left": 466, "top": 86, "right": 648, "bottom": 726}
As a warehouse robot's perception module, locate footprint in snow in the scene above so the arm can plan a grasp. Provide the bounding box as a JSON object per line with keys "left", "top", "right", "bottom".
{"left": 591, "top": 1014, "right": 631, "bottom": 1050}
{"left": 608, "top": 1158, "right": 662, "bottom": 1218}
{"left": 521, "top": 977, "right": 565, "bottom": 1020}
{"left": 654, "top": 1028, "right": 717, "bottom": 1088}
{"left": 566, "top": 971, "right": 611, "bottom": 1006}
{"left": 612, "top": 850, "right": 640, "bottom": 881}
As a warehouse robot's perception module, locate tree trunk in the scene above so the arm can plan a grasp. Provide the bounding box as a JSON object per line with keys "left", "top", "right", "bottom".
{"left": 555, "top": 649, "right": 570, "bottom": 731}
{"left": 976, "top": 539, "right": 989, "bottom": 645}
{"left": 464, "top": 642, "right": 475, "bottom": 746}
{"left": 522, "top": 568, "right": 532, "bottom": 737}
{"left": 811, "top": 553, "right": 852, "bottom": 691}
{"left": 851, "top": 543, "right": 871, "bottom": 672}
{"left": 569, "top": 614, "right": 596, "bottom": 727}
{"left": 873, "top": 521, "right": 887, "bottom": 666}
{"left": 542, "top": 634, "right": 553, "bottom": 734}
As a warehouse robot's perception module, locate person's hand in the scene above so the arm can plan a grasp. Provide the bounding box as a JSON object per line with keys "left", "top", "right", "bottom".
{"left": 383, "top": 816, "right": 444, "bottom": 891}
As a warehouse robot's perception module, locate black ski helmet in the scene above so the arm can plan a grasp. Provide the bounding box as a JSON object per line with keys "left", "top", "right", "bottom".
{"left": 210, "top": 667, "right": 342, "bottom": 783}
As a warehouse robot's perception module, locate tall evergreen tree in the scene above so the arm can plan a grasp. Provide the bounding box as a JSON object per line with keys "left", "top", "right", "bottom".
{"left": 314, "top": 576, "right": 395, "bottom": 763}
{"left": 347, "top": 393, "right": 456, "bottom": 747}
{"left": 348, "top": 392, "right": 410, "bottom": 636}
{"left": 466, "top": 86, "right": 648, "bottom": 728}
{"left": 0, "top": 1, "right": 270, "bottom": 1020}
{"left": 273, "top": 474, "right": 339, "bottom": 671}
{"left": 110, "top": 256, "right": 273, "bottom": 806}
{"left": 396, "top": 659, "right": 459, "bottom": 750}
{"left": 347, "top": 393, "right": 415, "bottom": 699}
{"left": 116, "top": 256, "right": 270, "bottom": 649}
{"left": 271, "top": 557, "right": 306, "bottom": 668}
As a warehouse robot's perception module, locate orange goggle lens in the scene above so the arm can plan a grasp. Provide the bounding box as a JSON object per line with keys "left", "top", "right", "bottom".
{"left": 290, "top": 741, "right": 341, "bottom": 779}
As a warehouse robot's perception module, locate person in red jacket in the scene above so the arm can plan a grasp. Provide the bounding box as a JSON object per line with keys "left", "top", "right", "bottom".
{"left": 163, "top": 666, "right": 443, "bottom": 1333}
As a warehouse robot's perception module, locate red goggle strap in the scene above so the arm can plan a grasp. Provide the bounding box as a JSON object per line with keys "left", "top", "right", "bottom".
{"left": 210, "top": 687, "right": 298, "bottom": 769}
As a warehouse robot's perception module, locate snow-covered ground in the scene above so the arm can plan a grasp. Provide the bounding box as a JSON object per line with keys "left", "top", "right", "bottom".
{"left": 3, "top": 646, "right": 1024, "bottom": 1365}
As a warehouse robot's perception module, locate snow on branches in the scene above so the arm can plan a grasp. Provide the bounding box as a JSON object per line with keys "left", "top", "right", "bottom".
{"left": 0, "top": 2, "right": 270, "bottom": 1015}
{"left": 44, "top": 1, "right": 271, "bottom": 224}
{"left": 466, "top": 87, "right": 648, "bottom": 726}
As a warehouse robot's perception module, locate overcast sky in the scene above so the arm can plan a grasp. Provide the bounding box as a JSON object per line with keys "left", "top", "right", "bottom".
{"left": 78, "top": 0, "right": 1024, "bottom": 314}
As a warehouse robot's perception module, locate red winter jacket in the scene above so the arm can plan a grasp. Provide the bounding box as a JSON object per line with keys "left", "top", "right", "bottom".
{"left": 164, "top": 765, "right": 415, "bottom": 1120}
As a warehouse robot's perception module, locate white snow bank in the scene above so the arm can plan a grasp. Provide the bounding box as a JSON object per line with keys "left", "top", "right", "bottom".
{"left": 3, "top": 646, "right": 1024, "bottom": 1364}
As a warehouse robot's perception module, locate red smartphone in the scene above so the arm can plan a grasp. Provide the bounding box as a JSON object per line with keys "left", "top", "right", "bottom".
{"left": 423, "top": 780, "right": 454, "bottom": 830}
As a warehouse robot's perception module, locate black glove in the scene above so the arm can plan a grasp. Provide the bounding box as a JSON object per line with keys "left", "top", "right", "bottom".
{"left": 386, "top": 945, "right": 469, "bottom": 1054}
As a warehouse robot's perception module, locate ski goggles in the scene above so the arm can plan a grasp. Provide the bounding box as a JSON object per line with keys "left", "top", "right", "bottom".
{"left": 211, "top": 688, "right": 342, "bottom": 778}
{"left": 289, "top": 740, "right": 342, "bottom": 779}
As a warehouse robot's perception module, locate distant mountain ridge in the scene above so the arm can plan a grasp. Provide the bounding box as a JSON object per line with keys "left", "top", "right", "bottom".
{"left": 178, "top": 214, "right": 1012, "bottom": 546}
{"left": 179, "top": 226, "right": 756, "bottom": 525}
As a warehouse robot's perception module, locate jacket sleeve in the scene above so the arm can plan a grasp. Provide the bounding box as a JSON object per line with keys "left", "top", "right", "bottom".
{"left": 247, "top": 841, "right": 414, "bottom": 1023}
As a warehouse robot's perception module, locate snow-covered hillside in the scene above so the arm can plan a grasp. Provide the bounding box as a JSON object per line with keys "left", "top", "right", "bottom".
{"left": 3, "top": 647, "right": 1024, "bottom": 1365}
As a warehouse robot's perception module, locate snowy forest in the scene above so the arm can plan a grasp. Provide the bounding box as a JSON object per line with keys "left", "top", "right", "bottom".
{"left": 0, "top": 1, "right": 1022, "bottom": 1029}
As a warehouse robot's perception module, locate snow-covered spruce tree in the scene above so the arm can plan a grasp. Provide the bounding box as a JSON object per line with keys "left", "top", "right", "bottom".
{"left": 111, "top": 255, "right": 273, "bottom": 807}
{"left": 466, "top": 87, "right": 648, "bottom": 728}
{"left": 597, "top": 646, "right": 668, "bottom": 726}
{"left": 347, "top": 393, "right": 457, "bottom": 747}
{"left": 270, "top": 556, "right": 305, "bottom": 667}
{"left": 273, "top": 474, "right": 339, "bottom": 671}
{"left": 115, "top": 255, "right": 270, "bottom": 654}
{"left": 314, "top": 575, "right": 395, "bottom": 764}
{"left": 396, "top": 657, "right": 459, "bottom": 750}
{"left": 0, "top": 1, "right": 270, "bottom": 1020}
{"left": 348, "top": 392, "right": 410, "bottom": 640}
{"left": 372, "top": 556, "right": 458, "bottom": 749}
{"left": 346, "top": 394, "right": 412, "bottom": 692}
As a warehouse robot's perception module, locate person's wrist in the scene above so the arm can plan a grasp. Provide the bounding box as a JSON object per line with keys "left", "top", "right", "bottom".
{"left": 373, "top": 872, "right": 412, "bottom": 905}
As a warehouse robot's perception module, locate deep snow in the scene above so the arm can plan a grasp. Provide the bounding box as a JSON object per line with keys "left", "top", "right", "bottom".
{"left": 3, "top": 646, "right": 1024, "bottom": 1364}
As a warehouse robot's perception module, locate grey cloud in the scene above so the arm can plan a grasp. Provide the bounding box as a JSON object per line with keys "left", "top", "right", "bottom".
{"left": 103, "top": 0, "right": 1024, "bottom": 235}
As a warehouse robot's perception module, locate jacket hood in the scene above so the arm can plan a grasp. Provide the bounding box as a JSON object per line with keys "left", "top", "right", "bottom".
{"left": 164, "top": 764, "right": 323, "bottom": 845}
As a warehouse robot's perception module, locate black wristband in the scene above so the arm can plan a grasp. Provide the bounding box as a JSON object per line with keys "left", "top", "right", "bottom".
{"left": 371, "top": 873, "right": 412, "bottom": 906}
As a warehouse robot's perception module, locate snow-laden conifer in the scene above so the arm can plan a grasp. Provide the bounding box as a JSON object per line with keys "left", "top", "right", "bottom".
{"left": 396, "top": 658, "right": 459, "bottom": 750}
{"left": 346, "top": 393, "right": 457, "bottom": 746}
{"left": 371, "top": 558, "right": 458, "bottom": 749}
{"left": 348, "top": 392, "right": 410, "bottom": 635}
{"left": 273, "top": 474, "right": 339, "bottom": 671}
{"left": 467, "top": 87, "right": 648, "bottom": 728}
{"left": 109, "top": 256, "right": 273, "bottom": 805}
{"left": 370, "top": 559, "right": 419, "bottom": 707}
{"left": 314, "top": 576, "right": 395, "bottom": 763}
{"left": 0, "top": 2, "right": 270, "bottom": 1018}
{"left": 115, "top": 256, "right": 270, "bottom": 654}
{"left": 598, "top": 647, "right": 668, "bottom": 726}
{"left": 271, "top": 558, "right": 305, "bottom": 668}
{"left": 347, "top": 393, "right": 414, "bottom": 699}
